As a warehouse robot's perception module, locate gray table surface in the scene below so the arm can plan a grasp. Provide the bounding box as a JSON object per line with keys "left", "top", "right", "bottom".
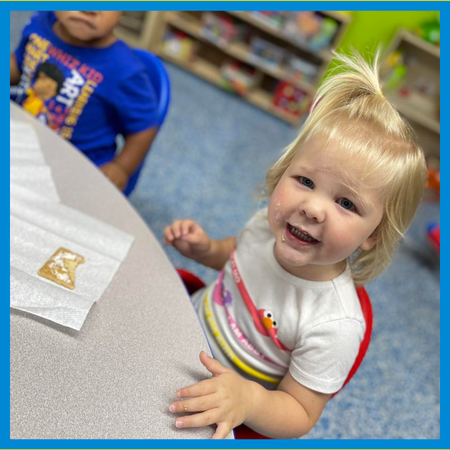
{"left": 10, "top": 101, "right": 230, "bottom": 439}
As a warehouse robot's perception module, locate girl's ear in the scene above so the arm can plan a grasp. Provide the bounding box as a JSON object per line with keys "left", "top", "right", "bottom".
{"left": 359, "top": 228, "right": 379, "bottom": 251}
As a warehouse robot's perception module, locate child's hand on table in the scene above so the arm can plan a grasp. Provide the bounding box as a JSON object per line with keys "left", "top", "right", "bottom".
{"left": 164, "top": 220, "right": 212, "bottom": 261}
{"left": 170, "top": 351, "right": 254, "bottom": 439}
{"left": 100, "top": 161, "right": 129, "bottom": 191}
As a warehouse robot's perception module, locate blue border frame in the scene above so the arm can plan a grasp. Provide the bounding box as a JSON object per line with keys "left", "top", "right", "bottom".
{"left": 6, "top": 2, "right": 445, "bottom": 448}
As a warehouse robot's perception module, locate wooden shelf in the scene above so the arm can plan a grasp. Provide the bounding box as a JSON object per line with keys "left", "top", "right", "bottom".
{"left": 398, "top": 28, "right": 440, "bottom": 59}
{"left": 165, "top": 12, "right": 316, "bottom": 94}
{"left": 387, "top": 91, "right": 440, "bottom": 134}
{"left": 228, "top": 11, "right": 333, "bottom": 60}
{"left": 322, "top": 11, "right": 352, "bottom": 23}
{"left": 116, "top": 11, "right": 351, "bottom": 125}
{"left": 158, "top": 47, "right": 301, "bottom": 125}
{"left": 116, "top": 11, "right": 165, "bottom": 50}
{"left": 383, "top": 27, "right": 440, "bottom": 156}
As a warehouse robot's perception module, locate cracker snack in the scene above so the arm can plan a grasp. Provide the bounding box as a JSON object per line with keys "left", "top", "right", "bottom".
{"left": 38, "top": 247, "right": 85, "bottom": 290}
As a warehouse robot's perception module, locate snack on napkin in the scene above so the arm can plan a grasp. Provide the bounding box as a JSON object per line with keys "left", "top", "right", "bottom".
{"left": 38, "top": 247, "right": 85, "bottom": 290}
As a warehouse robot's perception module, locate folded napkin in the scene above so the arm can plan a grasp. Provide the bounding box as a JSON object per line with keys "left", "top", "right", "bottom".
{"left": 10, "top": 119, "right": 135, "bottom": 330}
{"left": 10, "top": 187, "right": 134, "bottom": 330}
{"left": 10, "top": 121, "right": 44, "bottom": 160}
{"left": 10, "top": 119, "right": 59, "bottom": 201}
{"left": 10, "top": 166, "right": 60, "bottom": 202}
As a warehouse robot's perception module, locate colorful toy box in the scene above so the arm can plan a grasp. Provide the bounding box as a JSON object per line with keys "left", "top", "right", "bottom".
{"left": 163, "top": 30, "right": 197, "bottom": 61}
{"left": 249, "top": 36, "right": 287, "bottom": 70}
{"left": 249, "top": 11, "right": 290, "bottom": 30}
{"left": 286, "top": 55, "right": 318, "bottom": 83}
{"left": 202, "top": 12, "right": 247, "bottom": 46}
{"left": 220, "top": 60, "right": 259, "bottom": 96}
{"left": 284, "top": 11, "right": 338, "bottom": 52}
{"left": 273, "top": 80, "right": 309, "bottom": 116}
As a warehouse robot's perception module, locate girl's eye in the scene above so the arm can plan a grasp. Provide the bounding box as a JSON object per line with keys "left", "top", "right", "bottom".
{"left": 337, "top": 197, "right": 356, "bottom": 211}
{"left": 299, "top": 176, "right": 314, "bottom": 189}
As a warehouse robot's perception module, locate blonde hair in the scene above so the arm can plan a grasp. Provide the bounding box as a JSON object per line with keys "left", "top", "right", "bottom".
{"left": 265, "top": 49, "right": 427, "bottom": 285}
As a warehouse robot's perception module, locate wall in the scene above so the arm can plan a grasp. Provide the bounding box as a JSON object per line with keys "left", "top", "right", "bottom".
{"left": 338, "top": 10, "right": 439, "bottom": 54}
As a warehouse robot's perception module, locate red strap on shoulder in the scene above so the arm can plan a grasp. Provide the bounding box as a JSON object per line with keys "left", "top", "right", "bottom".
{"left": 330, "top": 285, "right": 373, "bottom": 398}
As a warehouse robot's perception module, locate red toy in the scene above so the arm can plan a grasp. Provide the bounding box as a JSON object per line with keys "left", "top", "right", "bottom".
{"left": 426, "top": 167, "right": 440, "bottom": 198}
{"left": 273, "top": 81, "right": 309, "bottom": 117}
{"left": 427, "top": 223, "right": 440, "bottom": 253}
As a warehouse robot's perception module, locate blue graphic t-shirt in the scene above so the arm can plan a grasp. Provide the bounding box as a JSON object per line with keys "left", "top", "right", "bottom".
{"left": 12, "top": 11, "right": 158, "bottom": 166}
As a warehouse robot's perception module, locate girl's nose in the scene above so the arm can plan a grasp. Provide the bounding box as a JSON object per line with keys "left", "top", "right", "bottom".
{"left": 300, "top": 201, "right": 325, "bottom": 223}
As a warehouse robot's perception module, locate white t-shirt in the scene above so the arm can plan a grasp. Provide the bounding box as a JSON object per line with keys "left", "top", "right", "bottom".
{"left": 192, "top": 208, "right": 365, "bottom": 394}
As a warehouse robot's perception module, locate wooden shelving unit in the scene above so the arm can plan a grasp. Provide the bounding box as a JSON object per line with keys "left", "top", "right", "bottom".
{"left": 383, "top": 28, "right": 440, "bottom": 156}
{"left": 164, "top": 12, "right": 317, "bottom": 95}
{"left": 115, "top": 11, "right": 163, "bottom": 50}
{"left": 160, "top": 47, "right": 299, "bottom": 125}
{"left": 227, "top": 11, "right": 338, "bottom": 61}
{"left": 116, "top": 11, "right": 352, "bottom": 125}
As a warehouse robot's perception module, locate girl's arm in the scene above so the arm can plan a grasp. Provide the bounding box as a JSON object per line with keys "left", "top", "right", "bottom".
{"left": 246, "top": 371, "right": 330, "bottom": 438}
{"left": 164, "top": 220, "right": 236, "bottom": 271}
{"left": 170, "top": 352, "right": 330, "bottom": 439}
{"left": 10, "top": 54, "right": 21, "bottom": 85}
{"left": 195, "top": 236, "right": 236, "bottom": 271}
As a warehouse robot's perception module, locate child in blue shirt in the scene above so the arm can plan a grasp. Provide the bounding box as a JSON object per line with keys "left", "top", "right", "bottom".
{"left": 10, "top": 11, "right": 159, "bottom": 194}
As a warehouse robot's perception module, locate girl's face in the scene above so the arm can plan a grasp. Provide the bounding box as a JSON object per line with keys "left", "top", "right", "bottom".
{"left": 268, "top": 136, "right": 384, "bottom": 281}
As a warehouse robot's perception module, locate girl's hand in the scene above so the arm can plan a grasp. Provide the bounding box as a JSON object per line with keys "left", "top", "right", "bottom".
{"left": 170, "top": 351, "right": 255, "bottom": 439}
{"left": 164, "top": 220, "right": 211, "bottom": 261}
{"left": 100, "top": 161, "right": 129, "bottom": 191}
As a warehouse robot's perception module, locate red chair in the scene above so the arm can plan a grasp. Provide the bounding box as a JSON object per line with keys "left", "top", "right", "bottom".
{"left": 176, "top": 269, "right": 373, "bottom": 439}
{"left": 176, "top": 268, "right": 206, "bottom": 295}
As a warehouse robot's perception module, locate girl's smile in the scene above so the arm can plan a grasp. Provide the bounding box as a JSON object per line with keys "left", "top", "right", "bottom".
{"left": 285, "top": 223, "right": 320, "bottom": 246}
{"left": 268, "top": 136, "right": 383, "bottom": 281}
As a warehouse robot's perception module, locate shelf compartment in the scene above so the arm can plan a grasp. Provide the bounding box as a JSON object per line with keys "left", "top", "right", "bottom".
{"left": 228, "top": 11, "right": 334, "bottom": 61}
{"left": 387, "top": 91, "right": 440, "bottom": 134}
{"left": 158, "top": 46, "right": 301, "bottom": 125}
{"left": 398, "top": 28, "right": 440, "bottom": 60}
{"left": 165, "top": 12, "right": 316, "bottom": 94}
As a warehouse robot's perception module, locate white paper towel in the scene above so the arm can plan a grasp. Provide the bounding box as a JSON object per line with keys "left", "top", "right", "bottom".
{"left": 10, "top": 212, "right": 134, "bottom": 330}
{"left": 10, "top": 122, "right": 44, "bottom": 163}
{"left": 10, "top": 167, "right": 60, "bottom": 202}
{"left": 10, "top": 119, "right": 135, "bottom": 330}
{"left": 10, "top": 119, "right": 59, "bottom": 201}
{"left": 10, "top": 184, "right": 134, "bottom": 260}
{"left": 10, "top": 120, "right": 41, "bottom": 148}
